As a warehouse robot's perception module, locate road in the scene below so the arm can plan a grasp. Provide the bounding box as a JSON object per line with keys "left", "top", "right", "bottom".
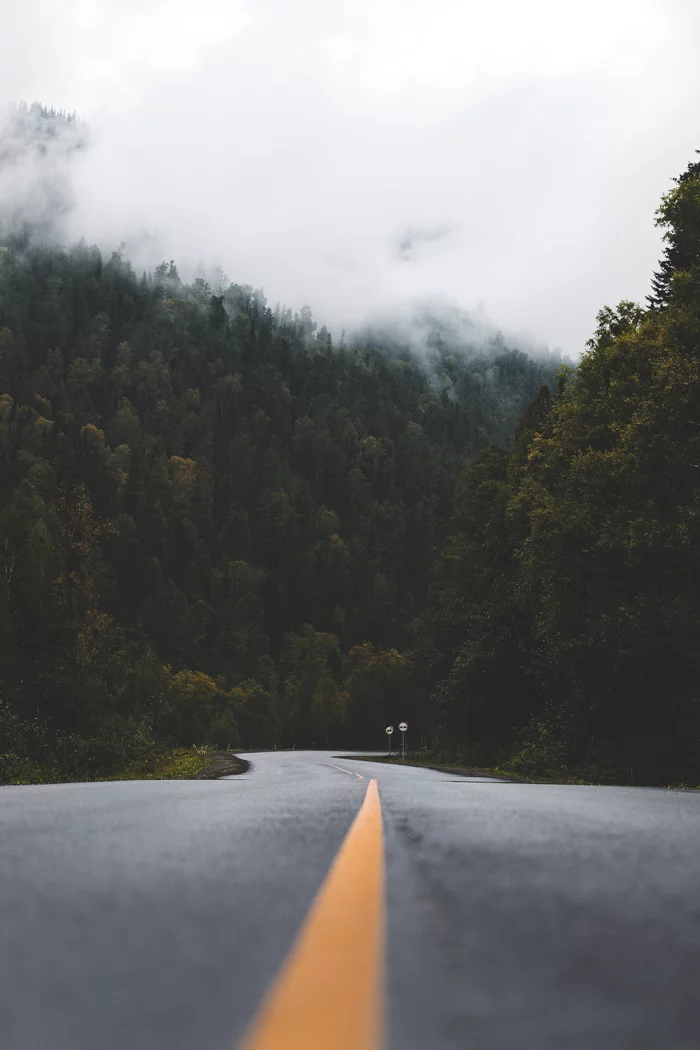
{"left": 1, "top": 750, "right": 700, "bottom": 1049}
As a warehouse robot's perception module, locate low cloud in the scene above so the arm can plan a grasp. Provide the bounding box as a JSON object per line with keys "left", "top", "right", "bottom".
{"left": 396, "top": 224, "right": 461, "bottom": 263}
{"left": 1, "top": 0, "right": 700, "bottom": 355}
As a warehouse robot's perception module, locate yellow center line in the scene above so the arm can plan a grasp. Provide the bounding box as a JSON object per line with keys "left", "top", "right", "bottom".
{"left": 323, "top": 761, "right": 364, "bottom": 779}
{"left": 236, "top": 778, "right": 385, "bottom": 1050}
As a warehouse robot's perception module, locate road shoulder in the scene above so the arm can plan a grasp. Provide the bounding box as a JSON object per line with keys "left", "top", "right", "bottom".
{"left": 194, "top": 752, "right": 250, "bottom": 779}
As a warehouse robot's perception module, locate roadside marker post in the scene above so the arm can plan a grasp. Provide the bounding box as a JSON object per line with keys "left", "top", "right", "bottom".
{"left": 385, "top": 725, "right": 394, "bottom": 757}
{"left": 398, "top": 722, "right": 408, "bottom": 760}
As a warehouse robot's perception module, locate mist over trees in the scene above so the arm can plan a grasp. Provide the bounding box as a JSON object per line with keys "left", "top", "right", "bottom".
{"left": 1, "top": 104, "right": 699, "bottom": 785}
{"left": 0, "top": 103, "right": 84, "bottom": 247}
{"left": 0, "top": 224, "right": 558, "bottom": 780}
{"left": 416, "top": 151, "right": 700, "bottom": 783}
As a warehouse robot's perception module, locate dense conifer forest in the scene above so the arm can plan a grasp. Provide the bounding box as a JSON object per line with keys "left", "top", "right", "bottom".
{"left": 0, "top": 225, "right": 558, "bottom": 780}
{"left": 1, "top": 106, "right": 699, "bottom": 785}
{"left": 415, "top": 152, "right": 700, "bottom": 784}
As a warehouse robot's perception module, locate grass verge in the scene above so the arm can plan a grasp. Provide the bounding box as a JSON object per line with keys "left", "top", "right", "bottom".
{"left": 340, "top": 752, "right": 700, "bottom": 788}
{"left": 107, "top": 747, "right": 212, "bottom": 781}
{"left": 108, "top": 747, "right": 249, "bottom": 781}
{"left": 1, "top": 747, "right": 249, "bottom": 785}
{"left": 339, "top": 754, "right": 525, "bottom": 782}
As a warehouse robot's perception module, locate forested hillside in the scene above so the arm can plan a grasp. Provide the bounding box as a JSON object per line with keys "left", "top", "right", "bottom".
{"left": 0, "top": 233, "right": 557, "bottom": 781}
{"left": 3, "top": 101, "right": 699, "bottom": 786}
{"left": 417, "top": 153, "right": 700, "bottom": 784}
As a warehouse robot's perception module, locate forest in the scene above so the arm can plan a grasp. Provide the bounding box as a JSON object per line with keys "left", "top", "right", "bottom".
{"left": 0, "top": 226, "right": 558, "bottom": 781}
{"left": 1, "top": 112, "right": 699, "bottom": 784}
{"left": 415, "top": 152, "right": 700, "bottom": 784}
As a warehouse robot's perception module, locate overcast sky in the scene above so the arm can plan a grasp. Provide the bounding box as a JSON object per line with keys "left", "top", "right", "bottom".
{"left": 1, "top": 0, "right": 700, "bottom": 354}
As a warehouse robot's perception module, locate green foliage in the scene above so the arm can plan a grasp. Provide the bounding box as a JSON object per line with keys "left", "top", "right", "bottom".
{"left": 111, "top": 747, "right": 212, "bottom": 781}
{"left": 5, "top": 150, "right": 700, "bottom": 784}
{"left": 419, "top": 152, "right": 700, "bottom": 783}
{"left": 0, "top": 235, "right": 556, "bottom": 780}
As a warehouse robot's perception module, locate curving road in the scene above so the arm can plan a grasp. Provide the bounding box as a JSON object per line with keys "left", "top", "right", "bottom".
{"left": 1, "top": 750, "right": 700, "bottom": 1049}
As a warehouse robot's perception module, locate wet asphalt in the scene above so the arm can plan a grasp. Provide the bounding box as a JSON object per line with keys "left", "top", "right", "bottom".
{"left": 1, "top": 750, "right": 700, "bottom": 1049}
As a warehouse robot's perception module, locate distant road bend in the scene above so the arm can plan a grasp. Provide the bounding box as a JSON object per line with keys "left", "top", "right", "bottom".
{"left": 2, "top": 751, "right": 700, "bottom": 1049}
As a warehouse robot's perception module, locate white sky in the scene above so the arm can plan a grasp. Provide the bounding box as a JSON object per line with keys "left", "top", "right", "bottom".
{"left": 1, "top": 0, "right": 700, "bottom": 353}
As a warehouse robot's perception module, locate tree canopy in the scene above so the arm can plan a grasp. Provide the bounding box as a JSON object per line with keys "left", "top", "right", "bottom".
{"left": 0, "top": 231, "right": 557, "bottom": 779}
{"left": 418, "top": 153, "right": 700, "bottom": 783}
{"left": 3, "top": 104, "right": 699, "bottom": 786}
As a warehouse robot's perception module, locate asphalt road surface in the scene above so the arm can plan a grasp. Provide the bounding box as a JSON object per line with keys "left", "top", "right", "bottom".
{"left": 2, "top": 750, "right": 700, "bottom": 1049}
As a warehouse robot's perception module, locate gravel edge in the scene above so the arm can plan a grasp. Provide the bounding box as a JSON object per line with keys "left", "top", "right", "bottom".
{"left": 193, "top": 752, "right": 250, "bottom": 779}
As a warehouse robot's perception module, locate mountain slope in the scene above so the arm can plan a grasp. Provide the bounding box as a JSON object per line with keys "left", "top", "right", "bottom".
{"left": 416, "top": 153, "right": 700, "bottom": 784}
{"left": 0, "top": 241, "right": 558, "bottom": 779}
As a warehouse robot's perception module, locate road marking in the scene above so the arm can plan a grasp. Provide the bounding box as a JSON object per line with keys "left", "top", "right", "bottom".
{"left": 323, "top": 761, "right": 364, "bottom": 779}
{"left": 237, "top": 778, "right": 385, "bottom": 1050}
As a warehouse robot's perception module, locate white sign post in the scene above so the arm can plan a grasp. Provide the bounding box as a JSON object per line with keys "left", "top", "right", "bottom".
{"left": 385, "top": 725, "right": 394, "bottom": 757}
{"left": 398, "top": 721, "right": 408, "bottom": 759}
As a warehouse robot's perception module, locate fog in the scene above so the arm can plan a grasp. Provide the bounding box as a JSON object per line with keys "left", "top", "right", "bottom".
{"left": 1, "top": 0, "right": 700, "bottom": 355}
